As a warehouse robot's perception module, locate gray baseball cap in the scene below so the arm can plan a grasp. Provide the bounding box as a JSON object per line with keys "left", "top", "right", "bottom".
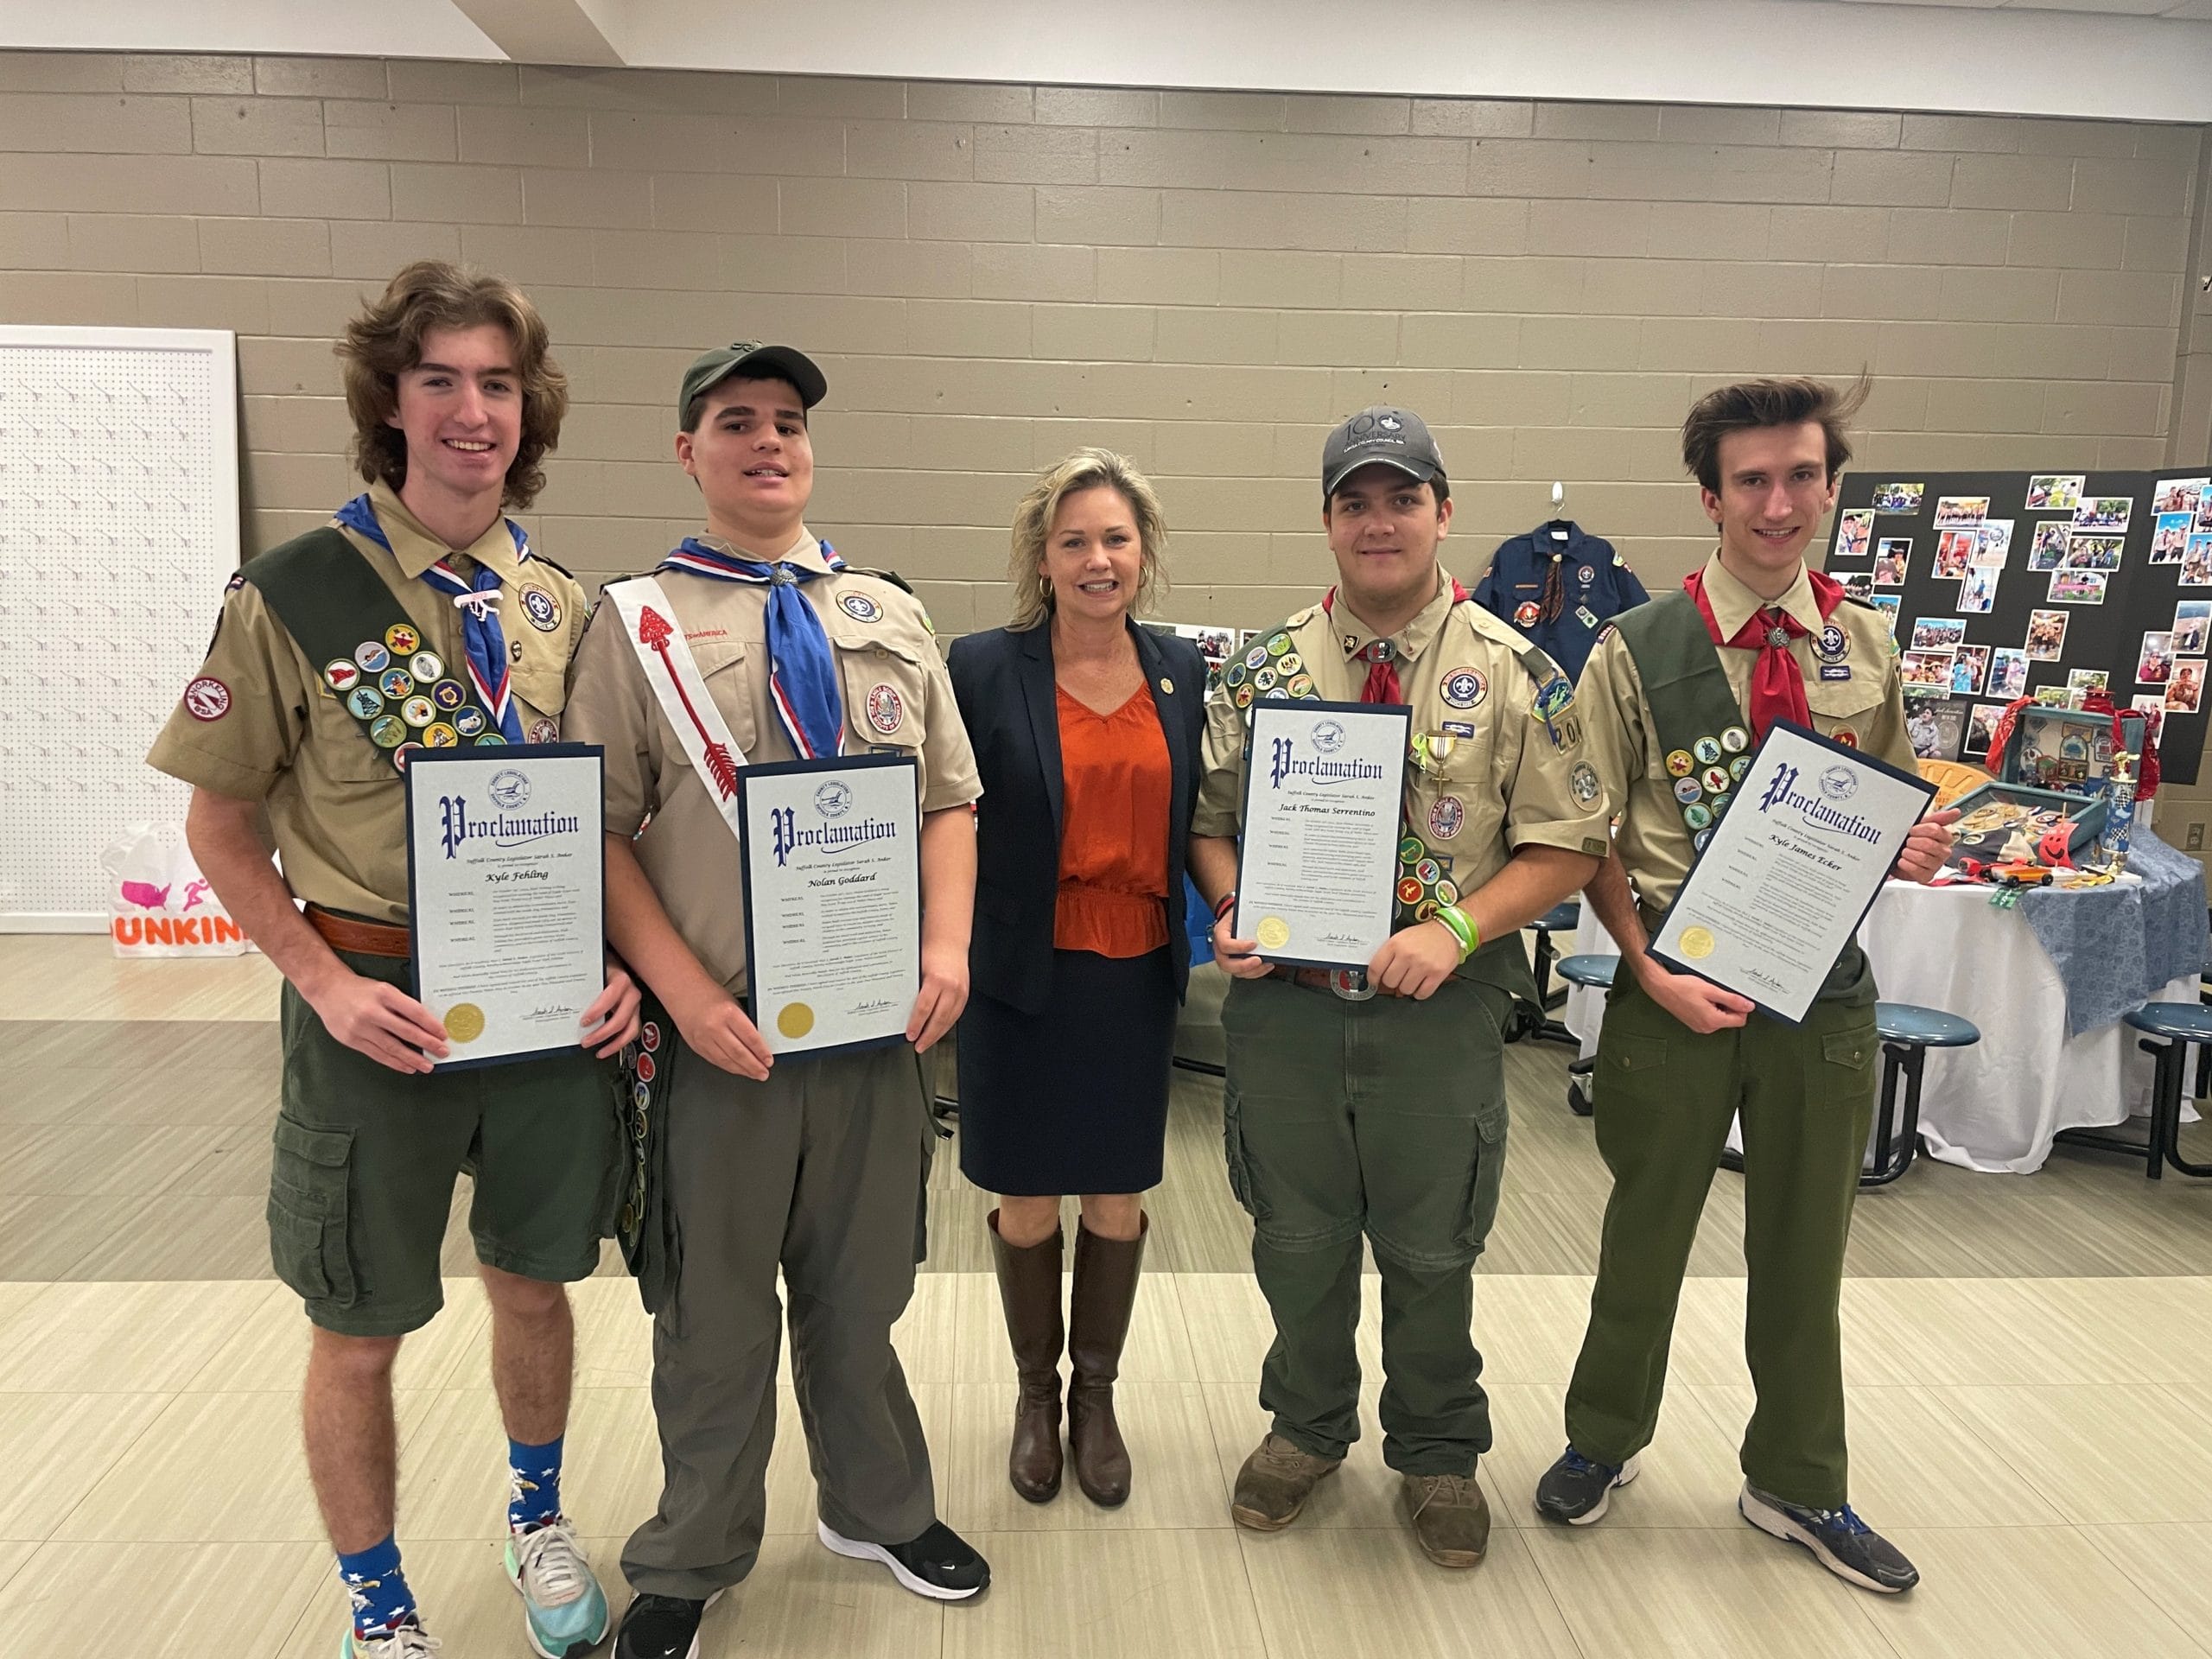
{"left": 677, "top": 341, "right": 828, "bottom": 423}
{"left": 1321, "top": 405, "right": 1445, "bottom": 497}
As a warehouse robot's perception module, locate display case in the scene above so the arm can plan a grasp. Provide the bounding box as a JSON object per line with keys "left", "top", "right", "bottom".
{"left": 1947, "top": 780, "right": 2108, "bottom": 868}
{"left": 1995, "top": 707, "right": 2144, "bottom": 793}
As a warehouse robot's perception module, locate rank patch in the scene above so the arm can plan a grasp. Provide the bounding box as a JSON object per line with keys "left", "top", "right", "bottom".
{"left": 528, "top": 717, "right": 558, "bottom": 744}
{"left": 1428, "top": 795, "right": 1465, "bottom": 840}
{"left": 867, "top": 683, "right": 904, "bottom": 734}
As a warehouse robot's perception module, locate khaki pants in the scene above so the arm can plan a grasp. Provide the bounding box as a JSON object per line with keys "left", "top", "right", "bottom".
{"left": 1564, "top": 973, "right": 1878, "bottom": 1510}
{"left": 621, "top": 1039, "right": 940, "bottom": 1598}
{"left": 1220, "top": 973, "right": 1513, "bottom": 1477}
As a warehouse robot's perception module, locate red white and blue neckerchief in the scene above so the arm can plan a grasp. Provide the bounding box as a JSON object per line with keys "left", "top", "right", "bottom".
{"left": 660, "top": 537, "right": 848, "bottom": 760}
{"left": 334, "top": 493, "right": 529, "bottom": 745}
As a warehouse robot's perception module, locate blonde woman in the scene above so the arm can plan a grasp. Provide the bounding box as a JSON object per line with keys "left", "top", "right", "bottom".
{"left": 945, "top": 450, "right": 1206, "bottom": 1508}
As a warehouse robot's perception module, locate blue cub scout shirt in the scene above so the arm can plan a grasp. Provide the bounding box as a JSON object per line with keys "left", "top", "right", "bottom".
{"left": 1470, "top": 521, "right": 1649, "bottom": 683}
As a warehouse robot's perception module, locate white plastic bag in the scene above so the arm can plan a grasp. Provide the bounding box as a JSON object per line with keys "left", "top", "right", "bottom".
{"left": 101, "top": 821, "right": 250, "bottom": 957}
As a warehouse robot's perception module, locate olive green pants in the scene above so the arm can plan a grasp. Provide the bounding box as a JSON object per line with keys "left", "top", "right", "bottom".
{"left": 1565, "top": 973, "right": 1878, "bottom": 1510}
{"left": 1221, "top": 974, "right": 1512, "bottom": 1477}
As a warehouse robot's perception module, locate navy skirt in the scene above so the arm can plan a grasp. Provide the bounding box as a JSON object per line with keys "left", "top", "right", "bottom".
{"left": 956, "top": 945, "right": 1175, "bottom": 1197}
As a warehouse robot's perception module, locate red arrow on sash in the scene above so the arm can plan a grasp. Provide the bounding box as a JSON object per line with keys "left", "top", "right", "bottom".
{"left": 636, "top": 605, "right": 740, "bottom": 800}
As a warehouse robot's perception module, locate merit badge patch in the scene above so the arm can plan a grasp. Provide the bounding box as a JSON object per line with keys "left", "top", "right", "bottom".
{"left": 323, "top": 659, "right": 359, "bottom": 693}
{"left": 1569, "top": 761, "right": 1600, "bottom": 806}
{"left": 407, "top": 651, "right": 445, "bottom": 685}
{"left": 1440, "top": 667, "right": 1487, "bottom": 709}
{"left": 182, "top": 677, "right": 229, "bottom": 721}
{"left": 431, "top": 679, "right": 466, "bottom": 710}
{"left": 423, "top": 723, "right": 458, "bottom": 748}
{"left": 641, "top": 1020, "right": 662, "bottom": 1052}
{"left": 354, "top": 641, "right": 391, "bottom": 675}
{"left": 455, "top": 708, "right": 487, "bottom": 737}
{"left": 1675, "top": 777, "right": 1702, "bottom": 804}
{"left": 1702, "top": 766, "right": 1730, "bottom": 795}
{"left": 837, "top": 591, "right": 882, "bottom": 623}
{"left": 1693, "top": 735, "right": 1723, "bottom": 766}
{"left": 401, "top": 696, "right": 435, "bottom": 728}
{"left": 1665, "top": 749, "right": 1694, "bottom": 778}
{"left": 379, "top": 670, "right": 413, "bottom": 700}
{"left": 385, "top": 623, "right": 420, "bottom": 656}
{"left": 1428, "top": 795, "right": 1465, "bottom": 840}
{"left": 867, "top": 683, "right": 904, "bottom": 734}
{"left": 370, "top": 715, "right": 406, "bottom": 748}
{"left": 1720, "top": 726, "right": 1750, "bottom": 753}
{"left": 1833, "top": 728, "right": 1859, "bottom": 748}
{"left": 521, "top": 585, "right": 563, "bottom": 632}
{"left": 346, "top": 687, "right": 384, "bottom": 721}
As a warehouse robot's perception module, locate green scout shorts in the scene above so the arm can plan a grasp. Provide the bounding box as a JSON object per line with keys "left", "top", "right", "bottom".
{"left": 270, "top": 950, "right": 626, "bottom": 1337}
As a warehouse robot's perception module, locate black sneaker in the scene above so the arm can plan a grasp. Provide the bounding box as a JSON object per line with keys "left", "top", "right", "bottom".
{"left": 1534, "top": 1446, "right": 1642, "bottom": 1525}
{"left": 817, "top": 1519, "right": 990, "bottom": 1600}
{"left": 613, "top": 1589, "right": 721, "bottom": 1659}
{"left": 1738, "top": 1482, "right": 1921, "bottom": 1593}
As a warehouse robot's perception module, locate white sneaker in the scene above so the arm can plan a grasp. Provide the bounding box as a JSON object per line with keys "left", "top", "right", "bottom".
{"left": 344, "top": 1623, "right": 442, "bottom": 1658}
{"left": 505, "top": 1519, "right": 613, "bottom": 1659}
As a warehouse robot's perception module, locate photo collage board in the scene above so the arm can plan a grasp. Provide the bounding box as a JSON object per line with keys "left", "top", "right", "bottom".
{"left": 1826, "top": 467, "right": 2212, "bottom": 785}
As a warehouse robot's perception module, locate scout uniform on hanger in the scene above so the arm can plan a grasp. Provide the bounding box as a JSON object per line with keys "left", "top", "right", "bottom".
{"left": 1470, "top": 519, "right": 1649, "bottom": 683}
{"left": 1190, "top": 406, "right": 1610, "bottom": 1569}
{"left": 560, "top": 342, "right": 988, "bottom": 1652}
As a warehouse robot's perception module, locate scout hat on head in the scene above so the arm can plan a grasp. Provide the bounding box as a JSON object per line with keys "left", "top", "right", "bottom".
{"left": 1321, "top": 405, "right": 1445, "bottom": 497}
{"left": 677, "top": 342, "right": 829, "bottom": 423}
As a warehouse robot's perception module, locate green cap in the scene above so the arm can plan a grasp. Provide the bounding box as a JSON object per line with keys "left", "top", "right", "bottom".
{"left": 677, "top": 342, "right": 828, "bottom": 423}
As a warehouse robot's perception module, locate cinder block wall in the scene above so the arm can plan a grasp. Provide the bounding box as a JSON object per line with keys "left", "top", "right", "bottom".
{"left": 1, "top": 52, "right": 2202, "bottom": 645}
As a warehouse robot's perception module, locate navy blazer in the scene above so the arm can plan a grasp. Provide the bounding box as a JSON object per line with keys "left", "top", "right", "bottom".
{"left": 946, "top": 620, "right": 1208, "bottom": 1015}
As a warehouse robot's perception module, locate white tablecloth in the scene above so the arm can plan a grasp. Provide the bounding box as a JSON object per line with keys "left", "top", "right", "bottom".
{"left": 1560, "top": 884, "right": 2192, "bottom": 1174}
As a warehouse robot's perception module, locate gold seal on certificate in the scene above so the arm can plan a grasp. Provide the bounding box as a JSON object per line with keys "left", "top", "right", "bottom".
{"left": 1650, "top": 721, "right": 1936, "bottom": 1025}
{"left": 738, "top": 754, "right": 922, "bottom": 1056}
{"left": 1233, "top": 699, "right": 1411, "bottom": 972}
{"left": 403, "top": 746, "right": 609, "bottom": 1069}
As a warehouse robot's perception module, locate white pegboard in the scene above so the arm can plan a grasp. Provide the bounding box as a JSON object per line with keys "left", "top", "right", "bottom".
{"left": 0, "top": 327, "right": 239, "bottom": 931}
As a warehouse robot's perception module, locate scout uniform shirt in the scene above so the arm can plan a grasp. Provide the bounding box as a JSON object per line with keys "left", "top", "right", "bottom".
{"left": 562, "top": 528, "right": 980, "bottom": 995}
{"left": 1471, "top": 521, "right": 1649, "bottom": 683}
{"left": 1192, "top": 575, "right": 1612, "bottom": 980}
{"left": 1578, "top": 550, "right": 1914, "bottom": 916}
{"left": 146, "top": 480, "right": 586, "bottom": 924}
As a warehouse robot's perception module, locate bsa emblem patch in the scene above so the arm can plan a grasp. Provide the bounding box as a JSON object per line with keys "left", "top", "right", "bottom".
{"left": 1815, "top": 624, "right": 1848, "bottom": 661}
{"left": 837, "top": 591, "right": 882, "bottom": 623}
{"left": 183, "top": 677, "right": 229, "bottom": 721}
{"left": 521, "top": 585, "right": 562, "bottom": 632}
{"left": 323, "top": 660, "right": 359, "bottom": 693}
{"left": 1441, "top": 667, "right": 1487, "bottom": 709}
{"left": 529, "top": 717, "right": 559, "bottom": 744}
{"left": 384, "top": 623, "right": 420, "bottom": 655}
{"left": 1428, "top": 795, "right": 1465, "bottom": 840}
{"left": 867, "top": 683, "right": 904, "bottom": 734}
{"left": 1569, "top": 761, "right": 1600, "bottom": 805}
{"left": 1577, "top": 564, "right": 1595, "bottom": 584}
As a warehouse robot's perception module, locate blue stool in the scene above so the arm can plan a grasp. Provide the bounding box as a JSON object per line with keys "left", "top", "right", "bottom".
{"left": 1555, "top": 953, "right": 1617, "bottom": 1117}
{"left": 1713, "top": 1001, "right": 1977, "bottom": 1185}
{"left": 1511, "top": 899, "right": 1586, "bottom": 1048}
{"left": 2056, "top": 1001, "right": 2212, "bottom": 1180}
{"left": 1863, "top": 1002, "right": 1981, "bottom": 1186}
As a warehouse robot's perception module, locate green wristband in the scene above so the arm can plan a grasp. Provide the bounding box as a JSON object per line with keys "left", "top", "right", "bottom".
{"left": 1433, "top": 904, "right": 1478, "bottom": 963}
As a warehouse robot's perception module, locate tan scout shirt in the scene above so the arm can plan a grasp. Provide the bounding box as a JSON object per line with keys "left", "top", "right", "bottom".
{"left": 1192, "top": 575, "right": 1613, "bottom": 909}
{"left": 1579, "top": 550, "right": 1916, "bottom": 914}
{"left": 562, "top": 528, "right": 981, "bottom": 995}
{"left": 145, "top": 481, "right": 586, "bottom": 924}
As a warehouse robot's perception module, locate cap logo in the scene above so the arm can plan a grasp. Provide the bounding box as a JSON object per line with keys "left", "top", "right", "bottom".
{"left": 1377, "top": 414, "right": 1402, "bottom": 431}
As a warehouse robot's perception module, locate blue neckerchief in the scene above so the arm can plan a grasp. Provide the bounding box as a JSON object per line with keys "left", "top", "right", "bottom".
{"left": 334, "top": 493, "right": 529, "bottom": 744}
{"left": 659, "top": 537, "right": 847, "bottom": 760}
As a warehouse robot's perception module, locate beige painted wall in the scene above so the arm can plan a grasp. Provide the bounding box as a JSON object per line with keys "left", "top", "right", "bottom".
{"left": 1, "top": 50, "right": 2204, "bottom": 652}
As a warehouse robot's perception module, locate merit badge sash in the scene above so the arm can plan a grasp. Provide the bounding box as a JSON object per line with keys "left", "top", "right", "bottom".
{"left": 617, "top": 999, "right": 678, "bottom": 1316}
{"left": 242, "top": 527, "right": 507, "bottom": 774}
{"left": 604, "top": 576, "right": 749, "bottom": 848}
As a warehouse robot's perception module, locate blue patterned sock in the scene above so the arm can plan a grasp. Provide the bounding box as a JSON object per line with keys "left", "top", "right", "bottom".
{"left": 335, "top": 1534, "right": 417, "bottom": 1642}
{"left": 507, "top": 1434, "right": 564, "bottom": 1532}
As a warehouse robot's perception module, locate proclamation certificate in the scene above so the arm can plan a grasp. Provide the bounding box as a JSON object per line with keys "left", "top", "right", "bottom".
{"left": 1649, "top": 721, "right": 1936, "bottom": 1025}
{"left": 1234, "top": 699, "right": 1411, "bottom": 971}
{"left": 404, "top": 746, "right": 607, "bottom": 1069}
{"left": 738, "top": 753, "right": 920, "bottom": 1057}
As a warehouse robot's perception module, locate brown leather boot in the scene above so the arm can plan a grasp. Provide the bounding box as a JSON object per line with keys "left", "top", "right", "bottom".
{"left": 988, "top": 1209, "right": 1065, "bottom": 1503}
{"left": 1067, "top": 1215, "right": 1146, "bottom": 1507}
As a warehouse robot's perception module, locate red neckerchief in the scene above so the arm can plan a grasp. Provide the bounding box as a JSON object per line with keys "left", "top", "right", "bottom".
{"left": 1322, "top": 579, "right": 1471, "bottom": 704}
{"left": 1683, "top": 564, "right": 1844, "bottom": 743}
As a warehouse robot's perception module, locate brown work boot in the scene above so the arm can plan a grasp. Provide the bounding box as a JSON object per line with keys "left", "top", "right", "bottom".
{"left": 988, "top": 1210, "right": 1064, "bottom": 1503}
{"left": 1231, "top": 1433, "right": 1343, "bottom": 1531}
{"left": 1067, "top": 1216, "right": 1146, "bottom": 1507}
{"left": 1402, "top": 1471, "right": 1491, "bottom": 1567}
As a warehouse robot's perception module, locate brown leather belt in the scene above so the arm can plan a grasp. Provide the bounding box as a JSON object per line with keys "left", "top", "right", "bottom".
{"left": 1272, "top": 965, "right": 1413, "bottom": 1000}
{"left": 306, "top": 905, "right": 410, "bottom": 959}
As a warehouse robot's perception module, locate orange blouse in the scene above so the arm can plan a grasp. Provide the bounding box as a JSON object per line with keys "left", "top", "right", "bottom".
{"left": 1052, "top": 683, "right": 1172, "bottom": 957}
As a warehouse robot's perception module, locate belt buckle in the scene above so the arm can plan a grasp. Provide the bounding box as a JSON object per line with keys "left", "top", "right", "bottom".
{"left": 1328, "top": 969, "right": 1376, "bottom": 1002}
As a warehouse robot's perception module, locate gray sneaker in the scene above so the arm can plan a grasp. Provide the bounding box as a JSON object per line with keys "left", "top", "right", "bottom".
{"left": 1738, "top": 1482, "right": 1920, "bottom": 1593}
{"left": 1534, "top": 1446, "right": 1641, "bottom": 1525}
